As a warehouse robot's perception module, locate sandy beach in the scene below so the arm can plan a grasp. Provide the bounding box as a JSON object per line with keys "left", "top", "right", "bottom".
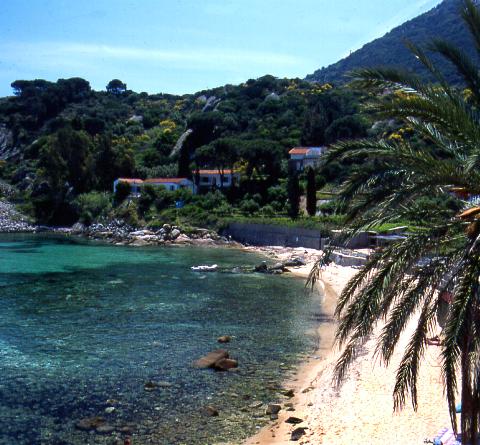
{"left": 242, "top": 246, "right": 453, "bottom": 445}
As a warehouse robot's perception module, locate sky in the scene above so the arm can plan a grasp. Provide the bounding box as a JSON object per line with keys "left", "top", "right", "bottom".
{"left": 0, "top": 0, "right": 442, "bottom": 97}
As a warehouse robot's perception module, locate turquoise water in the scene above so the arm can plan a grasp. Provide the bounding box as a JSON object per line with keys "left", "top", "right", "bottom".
{"left": 0, "top": 234, "right": 319, "bottom": 445}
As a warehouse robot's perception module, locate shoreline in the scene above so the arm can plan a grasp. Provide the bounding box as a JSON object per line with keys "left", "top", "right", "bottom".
{"left": 241, "top": 247, "right": 453, "bottom": 445}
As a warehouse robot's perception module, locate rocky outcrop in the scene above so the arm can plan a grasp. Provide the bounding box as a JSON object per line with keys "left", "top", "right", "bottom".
{"left": 0, "top": 200, "right": 36, "bottom": 233}
{"left": 73, "top": 221, "right": 230, "bottom": 247}
{"left": 0, "top": 124, "right": 18, "bottom": 160}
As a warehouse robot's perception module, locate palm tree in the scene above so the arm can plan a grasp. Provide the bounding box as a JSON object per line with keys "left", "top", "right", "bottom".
{"left": 308, "top": 1, "right": 480, "bottom": 443}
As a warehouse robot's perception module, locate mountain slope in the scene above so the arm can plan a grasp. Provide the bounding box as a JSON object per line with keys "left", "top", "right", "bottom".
{"left": 306, "top": 0, "right": 478, "bottom": 84}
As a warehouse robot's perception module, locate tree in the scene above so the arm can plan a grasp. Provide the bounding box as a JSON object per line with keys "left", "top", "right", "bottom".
{"left": 306, "top": 167, "right": 317, "bottom": 216}
{"left": 106, "top": 79, "right": 127, "bottom": 95}
{"left": 287, "top": 172, "right": 300, "bottom": 219}
{"left": 114, "top": 182, "right": 131, "bottom": 206}
{"left": 308, "top": 2, "right": 480, "bottom": 442}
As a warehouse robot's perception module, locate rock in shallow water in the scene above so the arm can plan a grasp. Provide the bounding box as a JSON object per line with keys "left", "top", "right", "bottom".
{"left": 75, "top": 416, "right": 105, "bottom": 431}
{"left": 291, "top": 427, "right": 307, "bottom": 441}
{"left": 193, "top": 349, "right": 229, "bottom": 368}
{"left": 217, "top": 335, "right": 231, "bottom": 343}
{"left": 214, "top": 358, "right": 238, "bottom": 371}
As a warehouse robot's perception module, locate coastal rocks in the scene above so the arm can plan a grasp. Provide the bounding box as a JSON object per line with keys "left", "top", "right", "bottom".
{"left": 285, "top": 416, "right": 303, "bottom": 425}
{"left": 281, "top": 389, "right": 295, "bottom": 398}
{"left": 254, "top": 261, "right": 290, "bottom": 275}
{"left": 214, "top": 358, "right": 238, "bottom": 371}
{"left": 193, "top": 349, "right": 239, "bottom": 371}
{"left": 0, "top": 199, "right": 36, "bottom": 233}
{"left": 193, "top": 349, "right": 229, "bottom": 368}
{"left": 266, "top": 404, "right": 281, "bottom": 415}
{"left": 291, "top": 427, "right": 307, "bottom": 441}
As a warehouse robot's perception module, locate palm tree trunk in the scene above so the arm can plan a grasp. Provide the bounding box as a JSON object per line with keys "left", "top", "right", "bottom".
{"left": 461, "top": 333, "right": 477, "bottom": 445}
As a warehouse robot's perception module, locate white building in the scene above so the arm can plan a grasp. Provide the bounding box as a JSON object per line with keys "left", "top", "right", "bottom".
{"left": 113, "top": 177, "right": 194, "bottom": 196}
{"left": 195, "top": 169, "right": 240, "bottom": 191}
{"left": 144, "top": 178, "right": 194, "bottom": 192}
{"left": 288, "top": 146, "right": 327, "bottom": 172}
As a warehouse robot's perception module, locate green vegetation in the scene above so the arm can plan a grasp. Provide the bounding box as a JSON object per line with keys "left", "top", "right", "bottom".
{"left": 0, "top": 73, "right": 367, "bottom": 228}
{"left": 309, "top": 2, "right": 480, "bottom": 442}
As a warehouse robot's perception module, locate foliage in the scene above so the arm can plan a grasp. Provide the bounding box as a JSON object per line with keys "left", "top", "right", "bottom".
{"left": 74, "top": 191, "right": 112, "bottom": 224}
{"left": 309, "top": 2, "right": 480, "bottom": 442}
{"left": 114, "top": 182, "right": 131, "bottom": 206}
{"left": 306, "top": 167, "right": 317, "bottom": 216}
{"left": 287, "top": 172, "right": 301, "bottom": 219}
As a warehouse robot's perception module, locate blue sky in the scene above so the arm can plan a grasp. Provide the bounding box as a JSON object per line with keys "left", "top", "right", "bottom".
{"left": 0, "top": 0, "right": 442, "bottom": 97}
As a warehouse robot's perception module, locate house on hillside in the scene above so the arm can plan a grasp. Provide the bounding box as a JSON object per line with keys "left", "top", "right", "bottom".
{"left": 113, "top": 178, "right": 144, "bottom": 196}
{"left": 195, "top": 169, "right": 240, "bottom": 192}
{"left": 113, "top": 177, "right": 194, "bottom": 196}
{"left": 144, "top": 177, "right": 194, "bottom": 192}
{"left": 288, "top": 146, "right": 327, "bottom": 172}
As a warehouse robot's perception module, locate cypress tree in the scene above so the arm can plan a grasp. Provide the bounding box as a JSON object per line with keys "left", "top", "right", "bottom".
{"left": 306, "top": 167, "right": 317, "bottom": 216}
{"left": 287, "top": 172, "right": 300, "bottom": 219}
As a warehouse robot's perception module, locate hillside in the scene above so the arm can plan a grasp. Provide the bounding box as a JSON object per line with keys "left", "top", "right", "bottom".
{"left": 306, "top": 0, "right": 478, "bottom": 85}
{"left": 0, "top": 76, "right": 367, "bottom": 225}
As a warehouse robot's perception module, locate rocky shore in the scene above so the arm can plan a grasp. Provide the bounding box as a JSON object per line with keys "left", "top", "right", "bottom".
{"left": 0, "top": 199, "right": 36, "bottom": 232}
{"left": 69, "top": 220, "right": 240, "bottom": 247}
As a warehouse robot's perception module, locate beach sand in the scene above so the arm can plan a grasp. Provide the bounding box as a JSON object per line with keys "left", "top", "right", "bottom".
{"left": 242, "top": 246, "right": 453, "bottom": 445}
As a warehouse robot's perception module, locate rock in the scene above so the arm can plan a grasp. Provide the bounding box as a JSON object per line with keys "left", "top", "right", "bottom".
{"left": 285, "top": 416, "right": 303, "bottom": 424}
{"left": 270, "top": 413, "right": 279, "bottom": 421}
{"left": 283, "top": 257, "right": 306, "bottom": 267}
{"left": 217, "top": 335, "right": 232, "bottom": 343}
{"left": 156, "top": 381, "right": 173, "bottom": 388}
{"left": 214, "top": 358, "right": 238, "bottom": 371}
{"left": 201, "top": 405, "right": 219, "bottom": 417}
{"left": 144, "top": 381, "right": 158, "bottom": 391}
{"left": 174, "top": 234, "right": 192, "bottom": 244}
{"left": 266, "top": 404, "right": 281, "bottom": 415}
{"left": 291, "top": 427, "right": 307, "bottom": 441}
{"left": 104, "top": 406, "right": 115, "bottom": 414}
{"left": 162, "top": 224, "right": 171, "bottom": 232}
{"left": 117, "top": 424, "right": 135, "bottom": 434}
{"left": 281, "top": 389, "right": 295, "bottom": 397}
{"left": 193, "top": 349, "right": 229, "bottom": 368}
{"left": 255, "top": 262, "right": 268, "bottom": 273}
{"left": 75, "top": 416, "right": 105, "bottom": 431}
{"left": 170, "top": 228, "right": 181, "bottom": 239}
{"left": 96, "top": 424, "right": 115, "bottom": 434}
{"left": 269, "top": 262, "right": 285, "bottom": 271}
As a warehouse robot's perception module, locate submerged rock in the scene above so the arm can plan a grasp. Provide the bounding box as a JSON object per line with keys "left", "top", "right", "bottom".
{"left": 214, "top": 358, "right": 238, "bottom": 371}
{"left": 193, "top": 349, "right": 229, "bottom": 368}
{"left": 201, "top": 405, "right": 219, "bottom": 417}
{"left": 75, "top": 416, "right": 105, "bottom": 431}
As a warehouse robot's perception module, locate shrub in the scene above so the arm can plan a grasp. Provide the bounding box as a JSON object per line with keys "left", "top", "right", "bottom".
{"left": 74, "top": 191, "right": 112, "bottom": 224}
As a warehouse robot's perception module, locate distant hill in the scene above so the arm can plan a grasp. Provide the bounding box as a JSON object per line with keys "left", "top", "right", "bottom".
{"left": 306, "top": 0, "right": 480, "bottom": 85}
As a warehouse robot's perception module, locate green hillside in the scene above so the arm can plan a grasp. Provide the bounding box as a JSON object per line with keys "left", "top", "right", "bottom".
{"left": 306, "top": 0, "right": 477, "bottom": 85}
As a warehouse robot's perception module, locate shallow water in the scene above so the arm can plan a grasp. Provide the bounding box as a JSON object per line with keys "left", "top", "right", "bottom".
{"left": 0, "top": 234, "right": 320, "bottom": 445}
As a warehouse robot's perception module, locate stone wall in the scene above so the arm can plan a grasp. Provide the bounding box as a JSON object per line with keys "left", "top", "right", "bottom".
{"left": 223, "top": 223, "right": 323, "bottom": 249}
{"left": 223, "top": 222, "right": 372, "bottom": 250}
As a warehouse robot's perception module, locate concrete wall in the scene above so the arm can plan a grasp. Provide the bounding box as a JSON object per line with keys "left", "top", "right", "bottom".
{"left": 223, "top": 223, "right": 372, "bottom": 251}
{"left": 223, "top": 223, "right": 324, "bottom": 249}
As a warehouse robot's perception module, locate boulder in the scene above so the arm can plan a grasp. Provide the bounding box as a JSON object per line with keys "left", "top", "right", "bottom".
{"left": 162, "top": 224, "right": 171, "bottom": 232}
{"left": 266, "top": 404, "right": 281, "bottom": 415}
{"left": 214, "top": 358, "right": 238, "bottom": 371}
{"left": 283, "top": 257, "right": 306, "bottom": 267}
{"left": 281, "top": 389, "right": 295, "bottom": 397}
{"left": 217, "top": 335, "right": 232, "bottom": 343}
{"left": 193, "top": 349, "right": 229, "bottom": 368}
{"left": 95, "top": 424, "right": 115, "bottom": 434}
{"left": 285, "top": 416, "right": 303, "bottom": 424}
{"left": 291, "top": 427, "right": 307, "bottom": 441}
{"left": 170, "top": 228, "right": 181, "bottom": 239}
{"left": 255, "top": 262, "right": 268, "bottom": 273}
{"left": 144, "top": 381, "right": 158, "bottom": 391}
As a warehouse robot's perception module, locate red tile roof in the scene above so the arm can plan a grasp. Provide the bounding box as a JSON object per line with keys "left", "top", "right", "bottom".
{"left": 198, "top": 169, "right": 237, "bottom": 175}
{"left": 144, "top": 178, "right": 189, "bottom": 184}
{"left": 117, "top": 178, "right": 144, "bottom": 184}
{"left": 288, "top": 147, "right": 310, "bottom": 155}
